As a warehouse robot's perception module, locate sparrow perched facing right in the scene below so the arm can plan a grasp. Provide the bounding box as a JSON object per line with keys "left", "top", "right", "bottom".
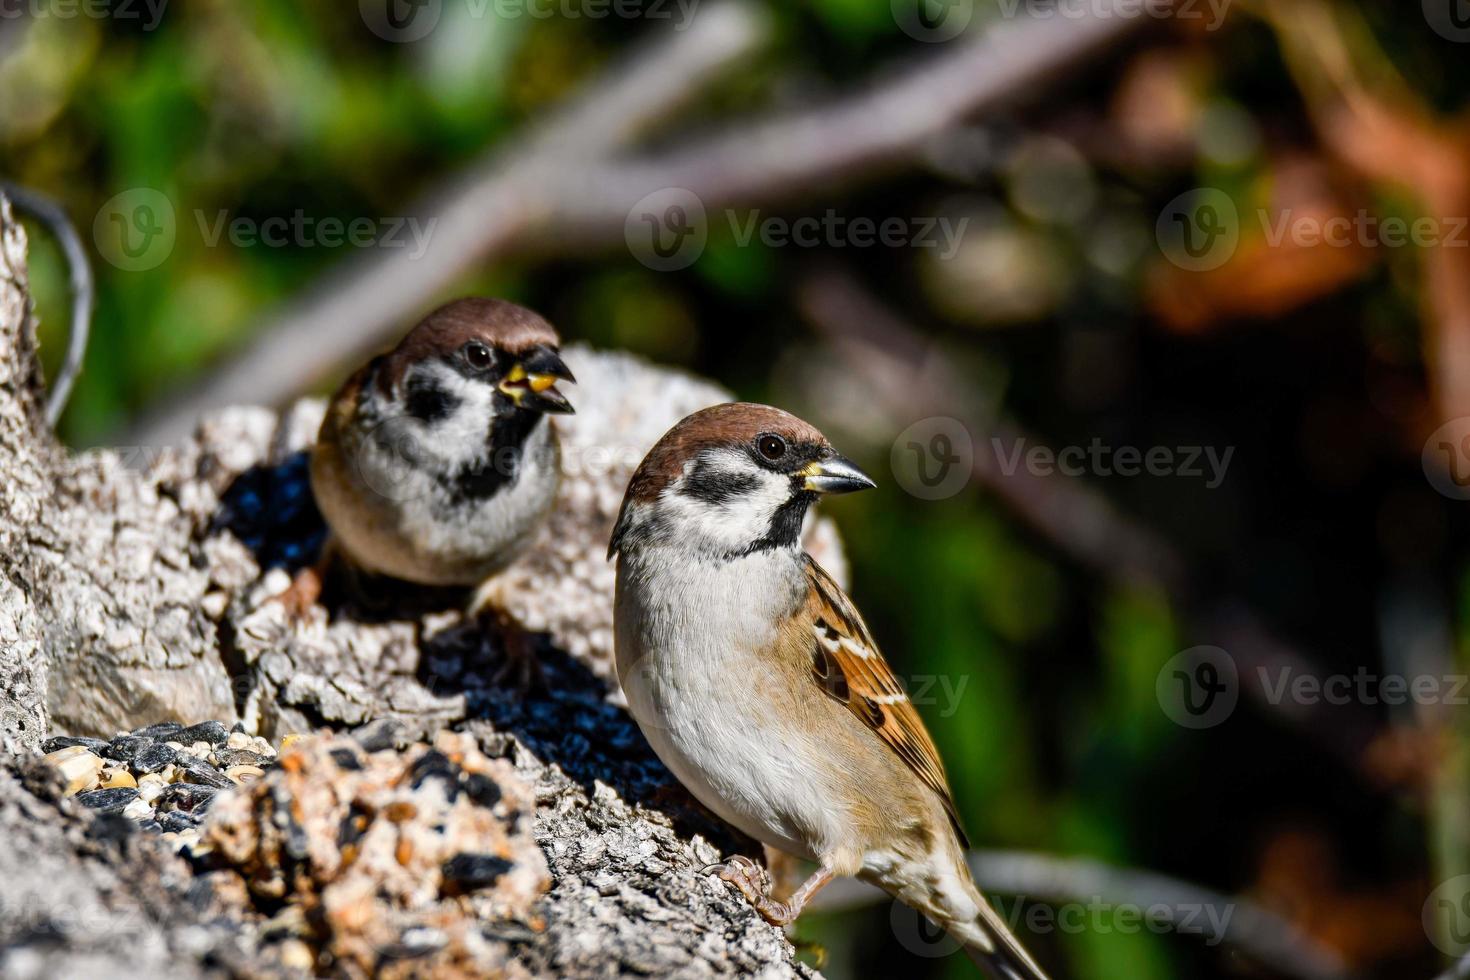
{"left": 609, "top": 403, "right": 1048, "bottom": 980}
{"left": 277, "top": 298, "right": 574, "bottom": 669}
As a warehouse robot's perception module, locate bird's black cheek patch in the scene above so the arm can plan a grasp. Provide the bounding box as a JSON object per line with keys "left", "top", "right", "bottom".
{"left": 680, "top": 459, "right": 760, "bottom": 506}
{"left": 405, "top": 372, "right": 459, "bottom": 423}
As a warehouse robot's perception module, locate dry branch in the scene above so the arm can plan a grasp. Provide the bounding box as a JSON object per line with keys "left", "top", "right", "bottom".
{"left": 122, "top": 5, "right": 1146, "bottom": 448}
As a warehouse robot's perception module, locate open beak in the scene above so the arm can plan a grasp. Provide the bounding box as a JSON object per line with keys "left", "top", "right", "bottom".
{"left": 799, "top": 455, "right": 876, "bottom": 495}
{"left": 499, "top": 346, "right": 576, "bottom": 414}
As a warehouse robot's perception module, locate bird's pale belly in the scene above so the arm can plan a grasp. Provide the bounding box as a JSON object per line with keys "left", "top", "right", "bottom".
{"left": 620, "top": 642, "right": 835, "bottom": 863}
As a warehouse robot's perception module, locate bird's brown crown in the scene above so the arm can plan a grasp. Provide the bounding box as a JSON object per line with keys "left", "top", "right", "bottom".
{"left": 380, "top": 298, "right": 560, "bottom": 388}
{"left": 623, "top": 402, "right": 831, "bottom": 504}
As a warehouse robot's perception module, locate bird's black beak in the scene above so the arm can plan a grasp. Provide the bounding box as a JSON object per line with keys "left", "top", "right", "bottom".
{"left": 499, "top": 346, "right": 576, "bottom": 414}
{"left": 799, "top": 455, "right": 876, "bottom": 495}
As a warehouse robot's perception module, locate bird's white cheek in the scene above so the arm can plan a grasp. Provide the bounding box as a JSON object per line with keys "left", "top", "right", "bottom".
{"left": 658, "top": 471, "right": 793, "bottom": 555}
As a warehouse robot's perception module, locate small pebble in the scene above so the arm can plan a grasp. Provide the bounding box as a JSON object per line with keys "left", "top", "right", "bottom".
{"left": 441, "top": 853, "right": 514, "bottom": 890}
{"left": 44, "top": 746, "right": 105, "bottom": 796}
{"left": 137, "top": 721, "right": 185, "bottom": 740}
{"left": 212, "top": 748, "right": 270, "bottom": 769}
{"left": 156, "top": 783, "right": 219, "bottom": 814}
{"left": 74, "top": 787, "right": 141, "bottom": 815}
{"left": 226, "top": 765, "right": 265, "bottom": 785}
{"left": 177, "top": 758, "right": 233, "bottom": 789}
{"left": 121, "top": 797, "right": 154, "bottom": 821}
{"left": 41, "top": 736, "right": 109, "bottom": 754}
{"left": 178, "top": 720, "right": 230, "bottom": 745}
{"left": 279, "top": 940, "right": 314, "bottom": 972}
{"left": 102, "top": 769, "right": 137, "bottom": 790}
{"left": 104, "top": 735, "right": 150, "bottom": 762}
{"left": 159, "top": 810, "right": 200, "bottom": 833}
{"left": 226, "top": 732, "right": 253, "bottom": 751}
{"left": 462, "top": 773, "right": 502, "bottom": 809}
{"left": 328, "top": 748, "right": 362, "bottom": 771}
{"left": 132, "top": 742, "right": 178, "bottom": 775}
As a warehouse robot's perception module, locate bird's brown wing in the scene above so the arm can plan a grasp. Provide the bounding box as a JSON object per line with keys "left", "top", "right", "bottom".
{"left": 803, "top": 557, "right": 969, "bottom": 846}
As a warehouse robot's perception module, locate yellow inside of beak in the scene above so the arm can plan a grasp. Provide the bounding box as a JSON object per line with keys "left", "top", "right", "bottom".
{"left": 797, "top": 461, "right": 826, "bottom": 479}
{"left": 499, "top": 363, "right": 560, "bottom": 400}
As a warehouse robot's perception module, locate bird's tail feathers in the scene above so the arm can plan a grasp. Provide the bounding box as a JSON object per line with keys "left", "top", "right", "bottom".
{"left": 954, "top": 895, "right": 1051, "bottom": 980}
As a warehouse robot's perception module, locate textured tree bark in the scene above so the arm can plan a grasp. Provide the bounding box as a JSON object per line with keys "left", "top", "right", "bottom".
{"left": 0, "top": 198, "right": 61, "bottom": 755}
{"left": 0, "top": 196, "right": 830, "bottom": 976}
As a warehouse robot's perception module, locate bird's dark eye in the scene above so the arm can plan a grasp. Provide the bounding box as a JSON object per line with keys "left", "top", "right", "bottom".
{"left": 757, "top": 434, "right": 787, "bottom": 461}
{"left": 463, "top": 342, "right": 493, "bottom": 370}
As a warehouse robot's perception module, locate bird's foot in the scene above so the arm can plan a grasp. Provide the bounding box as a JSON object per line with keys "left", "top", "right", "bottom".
{"left": 480, "top": 609, "right": 547, "bottom": 694}
{"left": 703, "top": 855, "right": 799, "bottom": 926}
{"left": 267, "top": 563, "right": 324, "bottom": 623}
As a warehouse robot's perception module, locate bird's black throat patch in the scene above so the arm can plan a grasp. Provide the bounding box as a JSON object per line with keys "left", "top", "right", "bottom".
{"left": 439, "top": 403, "right": 546, "bottom": 503}
{"left": 740, "top": 490, "right": 814, "bottom": 556}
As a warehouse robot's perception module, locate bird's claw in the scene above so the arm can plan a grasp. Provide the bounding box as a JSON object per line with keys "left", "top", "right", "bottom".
{"left": 704, "top": 855, "right": 794, "bottom": 925}
{"left": 267, "top": 564, "right": 325, "bottom": 624}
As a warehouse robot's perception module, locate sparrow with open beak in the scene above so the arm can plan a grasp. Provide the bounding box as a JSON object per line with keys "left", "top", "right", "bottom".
{"left": 609, "top": 403, "right": 1048, "bottom": 980}
{"left": 278, "top": 298, "right": 575, "bottom": 674}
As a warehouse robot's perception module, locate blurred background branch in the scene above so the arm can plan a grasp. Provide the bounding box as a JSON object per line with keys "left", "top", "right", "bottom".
{"left": 812, "top": 848, "right": 1351, "bottom": 980}
{"left": 121, "top": 4, "right": 1145, "bottom": 447}
{"left": 2, "top": 182, "right": 91, "bottom": 426}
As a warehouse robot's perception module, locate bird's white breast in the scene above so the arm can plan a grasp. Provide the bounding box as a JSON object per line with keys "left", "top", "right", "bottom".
{"left": 323, "top": 376, "right": 559, "bottom": 586}
{"left": 614, "top": 543, "right": 851, "bottom": 860}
